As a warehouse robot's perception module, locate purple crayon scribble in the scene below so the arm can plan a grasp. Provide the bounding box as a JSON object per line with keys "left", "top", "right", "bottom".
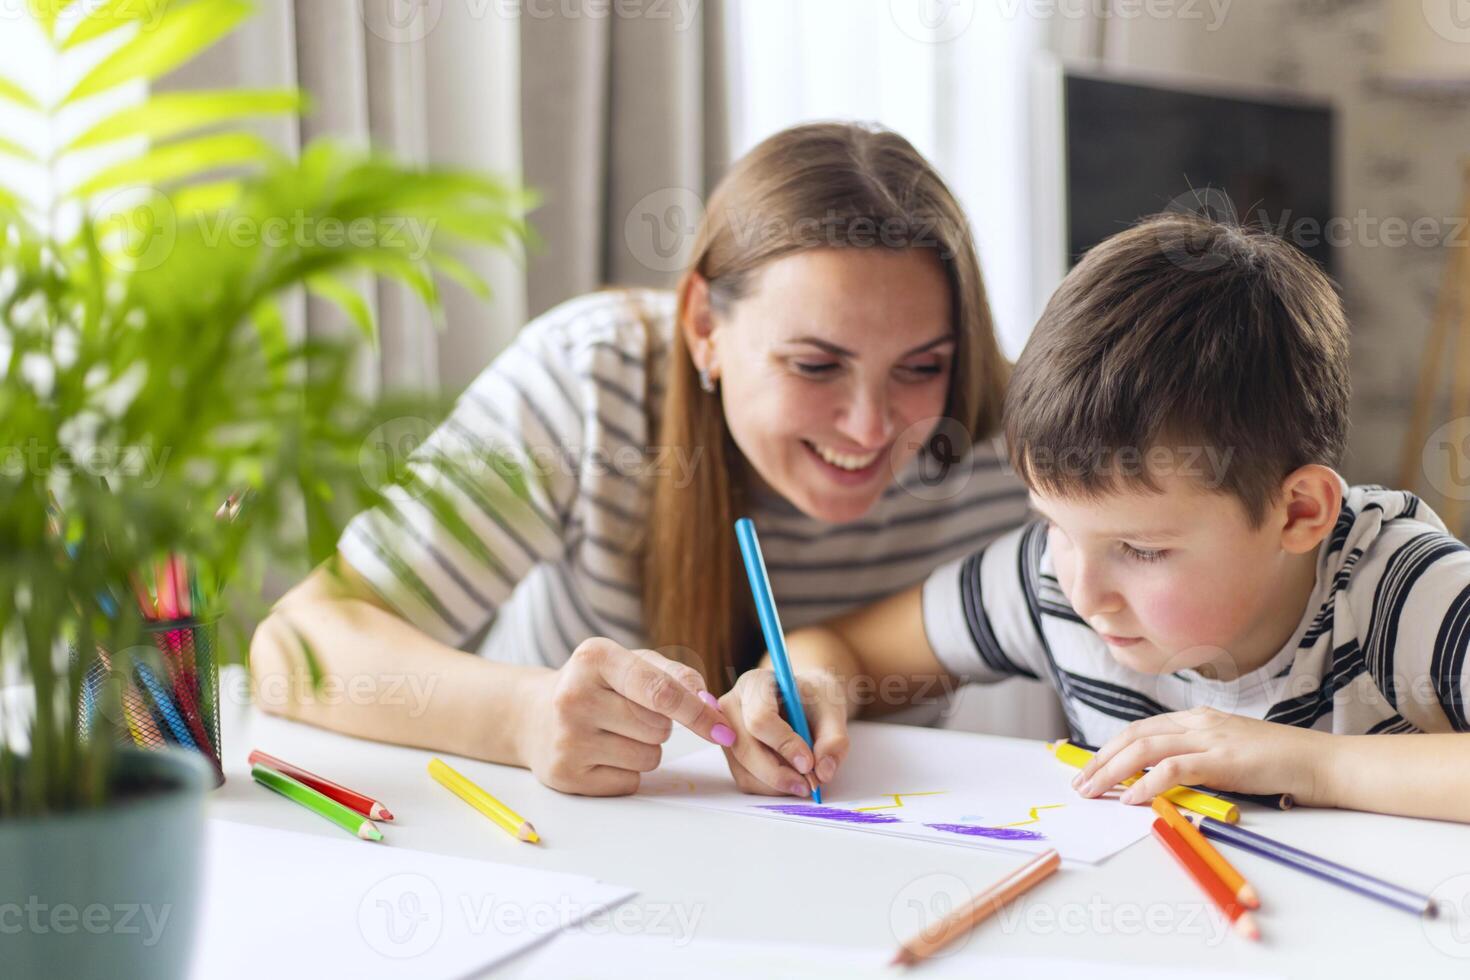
{"left": 926, "top": 823, "right": 1047, "bottom": 841}
{"left": 758, "top": 804, "right": 903, "bottom": 824}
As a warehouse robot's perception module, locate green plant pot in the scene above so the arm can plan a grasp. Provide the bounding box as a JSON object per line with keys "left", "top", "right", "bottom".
{"left": 0, "top": 747, "right": 213, "bottom": 979}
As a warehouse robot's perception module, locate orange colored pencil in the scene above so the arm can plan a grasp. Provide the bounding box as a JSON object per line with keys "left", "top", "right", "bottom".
{"left": 891, "top": 849, "right": 1060, "bottom": 967}
{"left": 1152, "top": 797, "right": 1259, "bottom": 908}
{"left": 1152, "top": 818, "right": 1259, "bottom": 940}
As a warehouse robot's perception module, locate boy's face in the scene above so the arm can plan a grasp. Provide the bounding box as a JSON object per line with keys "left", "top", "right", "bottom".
{"left": 1030, "top": 470, "right": 1299, "bottom": 679}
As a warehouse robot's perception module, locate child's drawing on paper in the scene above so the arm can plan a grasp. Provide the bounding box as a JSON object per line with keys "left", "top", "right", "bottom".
{"left": 640, "top": 724, "right": 1155, "bottom": 863}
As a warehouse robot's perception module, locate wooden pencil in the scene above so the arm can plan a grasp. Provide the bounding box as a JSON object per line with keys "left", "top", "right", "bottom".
{"left": 892, "top": 849, "right": 1060, "bottom": 966}
{"left": 1152, "top": 797, "right": 1259, "bottom": 908}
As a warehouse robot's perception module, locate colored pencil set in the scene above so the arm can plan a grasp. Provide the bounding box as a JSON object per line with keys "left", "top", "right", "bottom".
{"left": 249, "top": 749, "right": 542, "bottom": 847}
{"left": 250, "top": 750, "right": 395, "bottom": 841}
{"left": 1048, "top": 739, "right": 1437, "bottom": 940}
{"left": 72, "top": 494, "right": 248, "bottom": 783}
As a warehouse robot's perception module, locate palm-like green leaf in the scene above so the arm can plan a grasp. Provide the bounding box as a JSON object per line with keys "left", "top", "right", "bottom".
{"left": 307, "top": 275, "right": 378, "bottom": 351}
{"left": 62, "top": 0, "right": 176, "bottom": 51}
{"left": 0, "top": 136, "right": 39, "bottom": 163}
{"left": 62, "top": 0, "right": 253, "bottom": 106}
{"left": 4, "top": 0, "right": 535, "bottom": 821}
{"left": 27, "top": 0, "right": 68, "bottom": 35}
{"left": 0, "top": 75, "right": 40, "bottom": 110}
{"left": 71, "top": 131, "right": 275, "bottom": 197}
{"left": 65, "top": 90, "right": 305, "bottom": 152}
{"left": 428, "top": 251, "right": 493, "bottom": 300}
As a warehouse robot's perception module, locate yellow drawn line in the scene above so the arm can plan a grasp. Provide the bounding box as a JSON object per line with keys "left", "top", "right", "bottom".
{"left": 997, "top": 804, "right": 1066, "bottom": 828}
{"left": 854, "top": 791, "right": 948, "bottom": 812}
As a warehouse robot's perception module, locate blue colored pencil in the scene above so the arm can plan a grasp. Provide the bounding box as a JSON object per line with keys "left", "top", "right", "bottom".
{"left": 133, "top": 660, "right": 198, "bottom": 749}
{"left": 1189, "top": 814, "right": 1436, "bottom": 917}
{"left": 734, "top": 517, "right": 822, "bottom": 804}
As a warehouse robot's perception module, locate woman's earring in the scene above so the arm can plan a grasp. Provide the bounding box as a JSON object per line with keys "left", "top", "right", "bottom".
{"left": 699, "top": 366, "right": 717, "bottom": 394}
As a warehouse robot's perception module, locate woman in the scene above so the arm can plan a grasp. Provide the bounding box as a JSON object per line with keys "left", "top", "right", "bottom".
{"left": 250, "top": 122, "right": 1029, "bottom": 796}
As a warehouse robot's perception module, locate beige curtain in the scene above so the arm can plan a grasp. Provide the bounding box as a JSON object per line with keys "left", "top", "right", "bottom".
{"left": 166, "top": 0, "right": 728, "bottom": 392}
{"left": 519, "top": 1, "right": 729, "bottom": 316}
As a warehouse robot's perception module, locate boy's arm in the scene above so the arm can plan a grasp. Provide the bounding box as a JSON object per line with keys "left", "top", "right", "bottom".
{"left": 781, "top": 581, "right": 957, "bottom": 719}
{"left": 1075, "top": 709, "right": 1470, "bottom": 822}
{"left": 1320, "top": 734, "right": 1470, "bottom": 821}
{"left": 782, "top": 524, "right": 1050, "bottom": 717}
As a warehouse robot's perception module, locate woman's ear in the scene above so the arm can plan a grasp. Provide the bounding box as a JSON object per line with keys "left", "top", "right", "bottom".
{"left": 1278, "top": 464, "right": 1343, "bottom": 555}
{"left": 679, "top": 272, "right": 720, "bottom": 378}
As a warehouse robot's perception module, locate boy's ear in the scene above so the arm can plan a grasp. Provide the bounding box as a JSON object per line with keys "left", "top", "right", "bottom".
{"left": 678, "top": 272, "right": 720, "bottom": 378}
{"left": 1278, "top": 464, "right": 1343, "bottom": 554}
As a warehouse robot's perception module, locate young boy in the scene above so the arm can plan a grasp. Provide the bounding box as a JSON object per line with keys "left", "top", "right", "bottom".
{"left": 715, "top": 212, "right": 1470, "bottom": 821}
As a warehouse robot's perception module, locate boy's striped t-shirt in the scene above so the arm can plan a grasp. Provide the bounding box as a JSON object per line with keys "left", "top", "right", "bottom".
{"left": 922, "top": 482, "right": 1470, "bottom": 746}
{"left": 339, "top": 288, "right": 1031, "bottom": 670}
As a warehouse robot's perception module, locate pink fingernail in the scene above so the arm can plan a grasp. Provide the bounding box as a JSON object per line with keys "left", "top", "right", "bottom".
{"left": 793, "top": 754, "right": 811, "bottom": 774}
{"left": 786, "top": 779, "right": 809, "bottom": 797}
{"left": 710, "top": 724, "right": 735, "bottom": 746}
{"left": 817, "top": 757, "right": 836, "bottom": 782}
{"left": 1120, "top": 789, "right": 1141, "bottom": 804}
{"left": 698, "top": 691, "right": 720, "bottom": 710}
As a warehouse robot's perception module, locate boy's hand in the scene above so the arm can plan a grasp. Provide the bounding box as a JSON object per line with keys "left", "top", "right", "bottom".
{"left": 717, "top": 668, "right": 850, "bottom": 797}
{"left": 1072, "top": 707, "right": 1338, "bottom": 806}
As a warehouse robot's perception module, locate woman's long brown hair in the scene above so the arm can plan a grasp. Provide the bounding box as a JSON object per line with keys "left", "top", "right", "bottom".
{"left": 640, "top": 122, "right": 1009, "bottom": 692}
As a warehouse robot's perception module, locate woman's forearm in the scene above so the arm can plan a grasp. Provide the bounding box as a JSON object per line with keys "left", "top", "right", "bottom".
{"left": 249, "top": 572, "right": 552, "bottom": 765}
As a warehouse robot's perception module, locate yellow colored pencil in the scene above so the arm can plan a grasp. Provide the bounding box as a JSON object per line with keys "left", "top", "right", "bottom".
{"left": 428, "top": 758, "right": 540, "bottom": 843}
{"left": 1152, "top": 798, "right": 1260, "bottom": 908}
{"left": 1051, "top": 740, "right": 1239, "bottom": 824}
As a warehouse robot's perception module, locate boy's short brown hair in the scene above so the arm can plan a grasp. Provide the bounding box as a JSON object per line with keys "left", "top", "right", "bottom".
{"left": 1006, "top": 211, "right": 1350, "bottom": 525}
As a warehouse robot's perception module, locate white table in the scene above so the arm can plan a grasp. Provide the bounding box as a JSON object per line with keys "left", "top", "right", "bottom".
{"left": 208, "top": 669, "right": 1470, "bottom": 978}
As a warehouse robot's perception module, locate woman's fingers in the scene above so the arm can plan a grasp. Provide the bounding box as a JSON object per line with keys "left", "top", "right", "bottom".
{"left": 591, "top": 689, "right": 675, "bottom": 744}
{"left": 742, "top": 671, "right": 815, "bottom": 774}
{"left": 799, "top": 674, "right": 850, "bottom": 785}
{"left": 721, "top": 748, "right": 794, "bottom": 797}
{"left": 586, "top": 731, "right": 664, "bottom": 773}
{"left": 575, "top": 638, "right": 734, "bottom": 746}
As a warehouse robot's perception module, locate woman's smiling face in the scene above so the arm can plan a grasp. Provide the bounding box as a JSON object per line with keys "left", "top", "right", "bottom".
{"left": 698, "top": 246, "right": 956, "bottom": 524}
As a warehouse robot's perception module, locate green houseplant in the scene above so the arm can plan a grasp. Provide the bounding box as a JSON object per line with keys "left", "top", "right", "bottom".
{"left": 0, "top": 2, "right": 532, "bottom": 976}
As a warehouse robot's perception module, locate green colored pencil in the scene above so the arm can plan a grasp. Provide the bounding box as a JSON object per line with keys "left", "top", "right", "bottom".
{"left": 250, "top": 763, "right": 384, "bottom": 841}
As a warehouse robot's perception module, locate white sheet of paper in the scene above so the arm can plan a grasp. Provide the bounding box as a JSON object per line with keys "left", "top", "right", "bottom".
{"left": 189, "top": 820, "right": 636, "bottom": 980}
{"left": 527, "top": 931, "right": 1283, "bottom": 979}
{"left": 641, "top": 724, "right": 1153, "bottom": 863}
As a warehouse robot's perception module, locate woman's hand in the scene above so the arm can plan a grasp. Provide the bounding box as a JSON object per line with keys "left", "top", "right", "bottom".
{"left": 518, "top": 637, "right": 735, "bottom": 796}
{"left": 717, "top": 667, "right": 851, "bottom": 797}
{"left": 1072, "top": 707, "right": 1337, "bottom": 806}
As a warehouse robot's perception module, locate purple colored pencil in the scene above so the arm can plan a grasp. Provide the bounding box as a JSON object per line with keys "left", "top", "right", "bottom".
{"left": 1191, "top": 815, "right": 1436, "bottom": 917}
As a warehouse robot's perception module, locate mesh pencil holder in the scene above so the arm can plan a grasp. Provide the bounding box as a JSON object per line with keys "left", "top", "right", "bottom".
{"left": 76, "top": 617, "right": 225, "bottom": 787}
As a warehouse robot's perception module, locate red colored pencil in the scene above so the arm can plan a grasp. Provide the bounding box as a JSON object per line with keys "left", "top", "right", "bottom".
{"left": 155, "top": 559, "right": 179, "bottom": 620}
{"left": 247, "top": 750, "right": 395, "bottom": 821}
{"left": 1152, "top": 818, "right": 1259, "bottom": 940}
{"left": 171, "top": 553, "right": 191, "bottom": 617}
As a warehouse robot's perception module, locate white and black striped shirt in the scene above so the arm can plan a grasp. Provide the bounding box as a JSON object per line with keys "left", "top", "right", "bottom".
{"left": 340, "top": 289, "right": 1030, "bottom": 668}
{"left": 923, "top": 482, "right": 1470, "bottom": 745}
